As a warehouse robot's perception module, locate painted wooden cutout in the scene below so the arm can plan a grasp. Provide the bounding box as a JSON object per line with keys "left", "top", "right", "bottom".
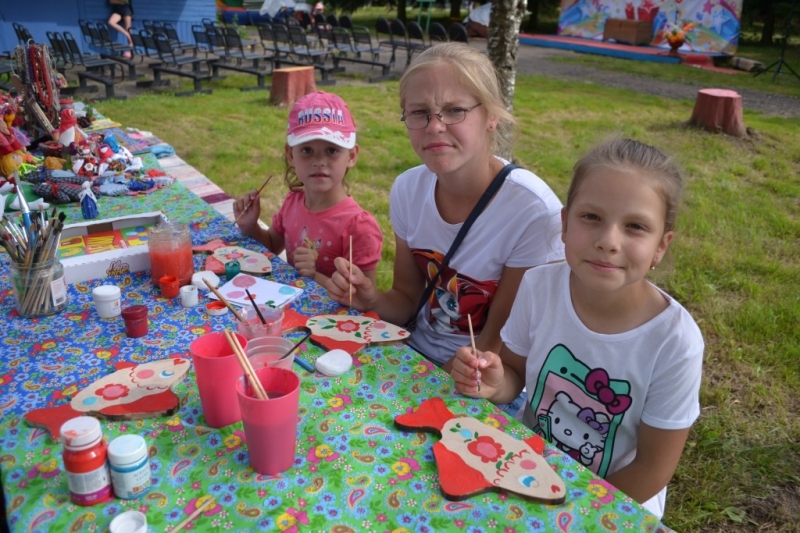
{"left": 394, "top": 397, "right": 566, "bottom": 504}
{"left": 25, "top": 357, "right": 190, "bottom": 441}
{"left": 212, "top": 246, "right": 272, "bottom": 275}
{"left": 282, "top": 309, "right": 409, "bottom": 356}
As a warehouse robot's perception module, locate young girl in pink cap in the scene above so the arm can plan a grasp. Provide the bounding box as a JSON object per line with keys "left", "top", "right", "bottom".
{"left": 234, "top": 91, "right": 383, "bottom": 286}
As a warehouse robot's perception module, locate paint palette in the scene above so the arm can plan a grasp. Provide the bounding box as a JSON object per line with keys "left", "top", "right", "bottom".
{"left": 212, "top": 246, "right": 272, "bottom": 275}
{"left": 209, "top": 273, "right": 303, "bottom": 309}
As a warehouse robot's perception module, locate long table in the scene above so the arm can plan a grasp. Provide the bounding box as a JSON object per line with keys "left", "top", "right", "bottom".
{"left": 0, "top": 156, "right": 669, "bottom": 532}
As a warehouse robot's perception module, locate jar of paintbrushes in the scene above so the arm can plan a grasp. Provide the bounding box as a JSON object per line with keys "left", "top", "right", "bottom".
{"left": 1, "top": 193, "right": 68, "bottom": 317}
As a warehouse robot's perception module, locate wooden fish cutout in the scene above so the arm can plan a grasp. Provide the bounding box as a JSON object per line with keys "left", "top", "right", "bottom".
{"left": 26, "top": 357, "right": 190, "bottom": 441}
{"left": 282, "top": 309, "right": 409, "bottom": 356}
{"left": 394, "top": 397, "right": 566, "bottom": 504}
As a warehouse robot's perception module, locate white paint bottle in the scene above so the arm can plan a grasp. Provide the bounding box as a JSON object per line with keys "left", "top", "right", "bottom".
{"left": 92, "top": 285, "right": 122, "bottom": 318}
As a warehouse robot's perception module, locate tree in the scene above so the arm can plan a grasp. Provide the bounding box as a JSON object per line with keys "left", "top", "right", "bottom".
{"left": 487, "top": 0, "right": 527, "bottom": 160}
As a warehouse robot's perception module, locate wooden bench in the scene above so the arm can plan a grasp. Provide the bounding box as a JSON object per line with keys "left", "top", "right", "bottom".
{"left": 210, "top": 60, "right": 271, "bottom": 91}
{"left": 76, "top": 70, "right": 126, "bottom": 100}
{"left": 148, "top": 32, "right": 213, "bottom": 96}
{"left": 602, "top": 19, "right": 653, "bottom": 46}
{"left": 331, "top": 54, "right": 395, "bottom": 83}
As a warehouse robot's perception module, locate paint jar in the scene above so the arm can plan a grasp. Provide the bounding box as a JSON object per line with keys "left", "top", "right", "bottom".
{"left": 121, "top": 305, "right": 148, "bottom": 338}
{"left": 237, "top": 306, "right": 284, "bottom": 340}
{"left": 109, "top": 510, "right": 148, "bottom": 533}
{"left": 147, "top": 221, "right": 194, "bottom": 287}
{"left": 60, "top": 416, "right": 112, "bottom": 506}
{"left": 180, "top": 285, "right": 199, "bottom": 307}
{"left": 92, "top": 285, "right": 122, "bottom": 318}
{"left": 225, "top": 260, "right": 241, "bottom": 281}
{"left": 10, "top": 258, "right": 68, "bottom": 318}
{"left": 159, "top": 275, "right": 180, "bottom": 299}
{"left": 108, "top": 435, "right": 151, "bottom": 499}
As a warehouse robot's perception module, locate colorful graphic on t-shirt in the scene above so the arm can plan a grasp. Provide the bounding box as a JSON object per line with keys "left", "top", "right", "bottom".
{"left": 412, "top": 249, "right": 499, "bottom": 335}
{"left": 528, "top": 344, "right": 632, "bottom": 477}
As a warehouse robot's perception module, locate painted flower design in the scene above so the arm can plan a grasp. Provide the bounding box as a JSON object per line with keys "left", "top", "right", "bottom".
{"left": 223, "top": 430, "right": 245, "bottom": 452}
{"left": 95, "top": 383, "right": 130, "bottom": 401}
{"left": 335, "top": 320, "right": 361, "bottom": 334}
{"left": 467, "top": 435, "right": 505, "bottom": 463}
{"left": 307, "top": 444, "right": 339, "bottom": 464}
{"left": 328, "top": 394, "right": 352, "bottom": 412}
{"left": 276, "top": 507, "right": 309, "bottom": 533}
{"left": 587, "top": 478, "right": 618, "bottom": 504}
{"left": 391, "top": 457, "right": 420, "bottom": 480}
{"left": 94, "top": 347, "right": 119, "bottom": 360}
{"left": 27, "top": 459, "right": 59, "bottom": 479}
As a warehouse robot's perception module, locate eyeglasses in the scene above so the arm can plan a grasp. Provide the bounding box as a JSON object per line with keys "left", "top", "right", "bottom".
{"left": 400, "top": 103, "right": 482, "bottom": 130}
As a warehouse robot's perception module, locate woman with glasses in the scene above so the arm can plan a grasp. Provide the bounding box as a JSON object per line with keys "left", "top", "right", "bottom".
{"left": 326, "top": 43, "right": 563, "bottom": 412}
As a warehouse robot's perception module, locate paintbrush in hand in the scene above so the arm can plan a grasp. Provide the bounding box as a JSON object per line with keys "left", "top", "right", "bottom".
{"left": 234, "top": 175, "right": 273, "bottom": 224}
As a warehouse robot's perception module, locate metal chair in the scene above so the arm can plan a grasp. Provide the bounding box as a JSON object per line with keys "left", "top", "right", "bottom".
{"left": 326, "top": 13, "right": 339, "bottom": 28}
{"left": 429, "top": 22, "right": 448, "bottom": 43}
{"left": 449, "top": 22, "right": 469, "bottom": 43}
{"left": 339, "top": 14, "right": 353, "bottom": 30}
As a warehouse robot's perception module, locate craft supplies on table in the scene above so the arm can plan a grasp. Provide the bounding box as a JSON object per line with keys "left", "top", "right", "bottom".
{"left": 9, "top": 258, "right": 68, "bottom": 317}
{"left": 121, "top": 305, "right": 148, "bottom": 337}
{"left": 246, "top": 336, "right": 295, "bottom": 371}
{"left": 180, "top": 284, "right": 199, "bottom": 307}
{"left": 59, "top": 211, "right": 168, "bottom": 284}
{"left": 92, "top": 284, "right": 121, "bottom": 318}
{"left": 109, "top": 510, "right": 147, "bottom": 533}
{"left": 147, "top": 220, "right": 194, "bottom": 286}
{"left": 60, "top": 416, "right": 112, "bottom": 506}
{"left": 108, "top": 435, "right": 151, "bottom": 500}
{"left": 210, "top": 273, "right": 303, "bottom": 309}
{"left": 237, "top": 305, "right": 284, "bottom": 340}
{"left": 159, "top": 275, "right": 180, "bottom": 299}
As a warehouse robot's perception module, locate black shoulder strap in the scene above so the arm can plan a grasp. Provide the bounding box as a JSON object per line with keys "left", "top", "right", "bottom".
{"left": 407, "top": 164, "right": 518, "bottom": 327}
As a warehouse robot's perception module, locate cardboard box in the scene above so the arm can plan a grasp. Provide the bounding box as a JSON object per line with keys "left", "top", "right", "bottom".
{"left": 602, "top": 19, "right": 653, "bottom": 46}
{"left": 60, "top": 212, "right": 168, "bottom": 284}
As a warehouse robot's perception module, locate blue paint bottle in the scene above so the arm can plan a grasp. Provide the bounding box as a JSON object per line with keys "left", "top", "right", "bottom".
{"left": 108, "top": 435, "right": 151, "bottom": 499}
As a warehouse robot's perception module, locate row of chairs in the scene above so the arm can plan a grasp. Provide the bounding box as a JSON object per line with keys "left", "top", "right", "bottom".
{"left": 375, "top": 17, "right": 466, "bottom": 68}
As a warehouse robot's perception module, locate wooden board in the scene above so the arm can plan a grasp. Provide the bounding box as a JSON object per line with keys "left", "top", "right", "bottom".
{"left": 395, "top": 397, "right": 566, "bottom": 504}
{"left": 282, "top": 309, "right": 409, "bottom": 356}
{"left": 25, "top": 357, "right": 190, "bottom": 441}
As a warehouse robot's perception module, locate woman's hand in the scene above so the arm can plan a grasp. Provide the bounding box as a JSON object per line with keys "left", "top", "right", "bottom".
{"left": 233, "top": 190, "right": 261, "bottom": 237}
{"left": 450, "top": 346, "right": 505, "bottom": 400}
{"left": 325, "top": 256, "right": 378, "bottom": 311}
{"left": 293, "top": 245, "right": 318, "bottom": 279}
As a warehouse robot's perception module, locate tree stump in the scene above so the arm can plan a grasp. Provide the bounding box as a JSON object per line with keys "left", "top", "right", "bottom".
{"left": 270, "top": 66, "right": 316, "bottom": 107}
{"left": 689, "top": 88, "right": 746, "bottom": 137}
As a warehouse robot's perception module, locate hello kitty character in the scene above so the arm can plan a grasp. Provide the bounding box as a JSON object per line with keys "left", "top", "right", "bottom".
{"left": 543, "top": 391, "right": 608, "bottom": 467}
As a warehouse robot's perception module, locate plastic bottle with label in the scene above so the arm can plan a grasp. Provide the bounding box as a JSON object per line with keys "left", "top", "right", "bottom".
{"left": 108, "top": 434, "right": 151, "bottom": 499}
{"left": 61, "top": 416, "right": 112, "bottom": 506}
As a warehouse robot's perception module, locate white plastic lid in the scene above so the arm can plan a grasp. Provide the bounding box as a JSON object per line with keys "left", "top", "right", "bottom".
{"left": 109, "top": 510, "right": 148, "bottom": 533}
{"left": 61, "top": 416, "right": 102, "bottom": 451}
{"left": 92, "top": 285, "right": 121, "bottom": 302}
{"left": 108, "top": 434, "right": 148, "bottom": 466}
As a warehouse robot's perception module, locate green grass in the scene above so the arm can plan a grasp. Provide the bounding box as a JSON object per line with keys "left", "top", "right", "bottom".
{"left": 95, "top": 55, "right": 800, "bottom": 532}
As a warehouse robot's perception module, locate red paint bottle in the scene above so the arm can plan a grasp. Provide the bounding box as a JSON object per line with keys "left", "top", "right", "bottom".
{"left": 121, "top": 305, "right": 149, "bottom": 338}
{"left": 61, "top": 416, "right": 112, "bottom": 506}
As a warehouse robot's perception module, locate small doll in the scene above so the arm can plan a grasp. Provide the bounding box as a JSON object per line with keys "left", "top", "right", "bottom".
{"left": 79, "top": 181, "right": 99, "bottom": 219}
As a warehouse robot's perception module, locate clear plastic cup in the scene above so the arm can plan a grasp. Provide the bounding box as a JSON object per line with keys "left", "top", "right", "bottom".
{"left": 247, "top": 336, "right": 295, "bottom": 371}
{"left": 237, "top": 306, "right": 284, "bottom": 340}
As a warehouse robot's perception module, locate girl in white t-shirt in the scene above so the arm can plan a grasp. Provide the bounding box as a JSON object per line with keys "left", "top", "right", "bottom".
{"left": 451, "top": 138, "right": 704, "bottom": 519}
{"left": 234, "top": 91, "right": 383, "bottom": 287}
{"left": 324, "top": 44, "right": 563, "bottom": 381}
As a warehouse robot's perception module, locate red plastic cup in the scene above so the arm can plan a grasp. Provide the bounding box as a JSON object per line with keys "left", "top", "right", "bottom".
{"left": 190, "top": 332, "right": 248, "bottom": 428}
{"left": 121, "top": 305, "right": 148, "bottom": 338}
{"left": 159, "top": 275, "right": 180, "bottom": 299}
{"left": 236, "top": 366, "right": 300, "bottom": 475}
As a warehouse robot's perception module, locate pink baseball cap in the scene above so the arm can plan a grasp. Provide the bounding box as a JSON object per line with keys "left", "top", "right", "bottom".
{"left": 286, "top": 91, "right": 357, "bottom": 149}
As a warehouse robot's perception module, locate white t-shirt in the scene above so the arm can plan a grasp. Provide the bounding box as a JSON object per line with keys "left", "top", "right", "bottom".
{"left": 501, "top": 262, "right": 704, "bottom": 519}
{"left": 390, "top": 161, "right": 564, "bottom": 365}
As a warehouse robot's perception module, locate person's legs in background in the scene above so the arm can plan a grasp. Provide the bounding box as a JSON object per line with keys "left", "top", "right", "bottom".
{"left": 107, "top": 8, "right": 133, "bottom": 46}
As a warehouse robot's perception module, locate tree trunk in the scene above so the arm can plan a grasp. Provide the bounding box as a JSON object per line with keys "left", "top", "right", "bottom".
{"left": 450, "top": 1, "right": 461, "bottom": 23}
{"left": 525, "top": 0, "right": 539, "bottom": 33}
{"left": 760, "top": 0, "right": 775, "bottom": 45}
{"left": 397, "top": 0, "right": 407, "bottom": 23}
{"left": 488, "top": 0, "right": 526, "bottom": 160}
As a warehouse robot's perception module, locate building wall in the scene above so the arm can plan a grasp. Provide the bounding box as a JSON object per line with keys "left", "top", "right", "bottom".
{"left": 1, "top": 0, "right": 216, "bottom": 57}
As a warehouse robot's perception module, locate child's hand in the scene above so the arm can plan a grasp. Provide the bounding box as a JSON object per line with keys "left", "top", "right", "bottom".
{"left": 325, "top": 256, "right": 377, "bottom": 311}
{"left": 450, "top": 346, "right": 504, "bottom": 399}
{"left": 293, "top": 246, "right": 318, "bottom": 279}
{"left": 233, "top": 190, "right": 261, "bottom": 236}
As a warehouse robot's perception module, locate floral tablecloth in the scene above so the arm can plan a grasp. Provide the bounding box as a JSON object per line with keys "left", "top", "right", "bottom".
{"left": 0, "top": 171, "right": 668, "bottom": 532}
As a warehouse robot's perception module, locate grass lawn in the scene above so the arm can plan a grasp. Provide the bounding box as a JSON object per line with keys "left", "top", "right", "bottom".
{"left": 95, "top": 36, "right": 800, "bottom": 532}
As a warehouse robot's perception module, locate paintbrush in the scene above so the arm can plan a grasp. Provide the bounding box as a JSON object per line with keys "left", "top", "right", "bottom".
{"left": 234, "top": 175, "right": 273, "bottom": 224}
{"left": 348, "top": 235, "right": 352, "bottom": 308}
{"left": 245, "top": 288, "right": 266, "bottom": 325}
{"left": 202, "top": 278, "right": 247, "bottom": 323}
{"left": 278, "top": 331, "right": 312, "bottom": 363}
{"left": 467, "top": 314, "right": 481, "bottom": 392}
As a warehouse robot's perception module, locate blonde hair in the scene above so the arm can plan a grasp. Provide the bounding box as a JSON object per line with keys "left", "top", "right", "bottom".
{"left": 0, "top": 152, "right": 21, "bottom": 178}
{"left": 567, "top": 138, "right": 683, "bottom": 233}
{"left": 398, "top": 43, "right": 516, "bottom": 156}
